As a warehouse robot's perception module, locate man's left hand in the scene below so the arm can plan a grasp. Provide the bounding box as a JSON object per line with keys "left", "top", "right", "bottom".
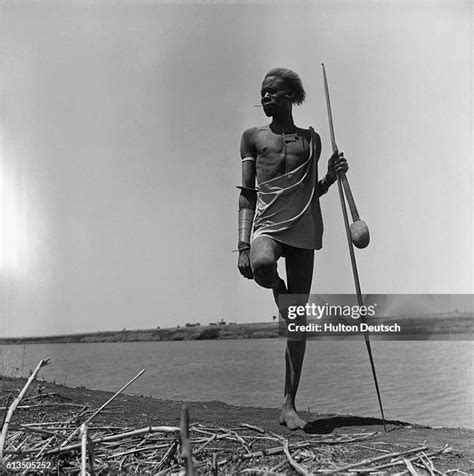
{"left": 327, "top": 151, "right": 349, "bottom": 183}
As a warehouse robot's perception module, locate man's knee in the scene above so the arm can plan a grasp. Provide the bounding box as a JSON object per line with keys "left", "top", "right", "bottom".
{"left": 252, "top": 255, "right": 278, "bottom": 289}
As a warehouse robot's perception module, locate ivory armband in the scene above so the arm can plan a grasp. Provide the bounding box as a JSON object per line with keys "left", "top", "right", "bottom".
{"left": 238, "top": 208, "right": 255, "bottom": 251}
{"left": 241, "top": 156, "right": 256, "bottom": 163}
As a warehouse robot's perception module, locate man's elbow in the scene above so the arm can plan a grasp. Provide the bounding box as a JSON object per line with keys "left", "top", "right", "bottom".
{"left": 239, "top": 192, "right": 256, "bottom": 210}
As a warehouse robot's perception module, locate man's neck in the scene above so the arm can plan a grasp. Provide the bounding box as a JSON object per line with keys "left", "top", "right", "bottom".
{"left": 270, "top": 112, "right": 295, "bottom": 135}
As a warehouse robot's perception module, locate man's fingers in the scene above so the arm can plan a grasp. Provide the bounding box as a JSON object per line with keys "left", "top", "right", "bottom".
{"left": 334, "top": 156, "right": 348, "bottom": 172}
{"left": 330, "top": 151, "right": 348, "bottom": 173}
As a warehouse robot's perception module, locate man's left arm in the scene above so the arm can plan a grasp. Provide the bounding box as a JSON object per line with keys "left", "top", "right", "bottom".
{"left": 318, "top": 148, "right": 349, "bottom": 196}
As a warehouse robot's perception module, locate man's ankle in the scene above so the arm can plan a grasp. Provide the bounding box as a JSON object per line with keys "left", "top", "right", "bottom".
{"left": 283, "top": 395, "right": 296, "bottom": 410}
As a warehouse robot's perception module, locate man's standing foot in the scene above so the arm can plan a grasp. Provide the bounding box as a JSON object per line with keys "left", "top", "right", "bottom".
{"left": 279, "top": 402, "right": 307, "bottom": 430}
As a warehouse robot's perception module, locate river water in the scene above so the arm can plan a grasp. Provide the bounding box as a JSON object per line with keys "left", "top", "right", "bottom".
{"left": 1, "top": 339, "right": 472, "bottom": 427}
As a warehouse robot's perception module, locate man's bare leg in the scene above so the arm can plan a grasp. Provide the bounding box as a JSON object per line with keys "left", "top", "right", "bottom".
{"left": 279, "top": 248, "right": 314, "bottom": 430}
{"left": 250, "top": 237, "right": 283, "bottom": 290}
{"left": 249, "top": 238, "right": 288, "bottom": 325}
{"left": 250, "top": 238, "right": 314, "bottom": 430}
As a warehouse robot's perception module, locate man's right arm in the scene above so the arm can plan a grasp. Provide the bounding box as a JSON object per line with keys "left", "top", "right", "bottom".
{"left": 238, "top": 128, "right": 257, "bottom": 280}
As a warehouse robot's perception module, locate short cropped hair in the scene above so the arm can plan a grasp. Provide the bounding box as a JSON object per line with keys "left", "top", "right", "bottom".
{"left": 264, "top": 68, "right": 306, "bottom": 105}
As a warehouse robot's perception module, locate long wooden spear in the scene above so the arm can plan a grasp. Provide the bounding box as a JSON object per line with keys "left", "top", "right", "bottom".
{"left": 321, "top": 63, "right": 386, "bottom": 432}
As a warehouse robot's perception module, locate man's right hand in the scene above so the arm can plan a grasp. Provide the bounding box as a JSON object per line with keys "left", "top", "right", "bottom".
{"left": 238, "top": 249, "right": 253, "bottom": 279}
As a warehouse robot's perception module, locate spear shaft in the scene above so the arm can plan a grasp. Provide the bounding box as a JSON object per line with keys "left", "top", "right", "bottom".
{"left": 321, "top": 63, "right": 386, "bottom": 432}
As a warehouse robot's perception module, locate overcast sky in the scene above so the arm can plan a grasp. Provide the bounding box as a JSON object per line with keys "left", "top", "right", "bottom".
{"left": 0, "top": 0, "right": 472, "bottom": 337}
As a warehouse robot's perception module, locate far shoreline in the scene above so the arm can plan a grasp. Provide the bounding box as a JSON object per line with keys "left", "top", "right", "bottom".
{"left": 0, "top": 313, "right": 472, "bottom": 345}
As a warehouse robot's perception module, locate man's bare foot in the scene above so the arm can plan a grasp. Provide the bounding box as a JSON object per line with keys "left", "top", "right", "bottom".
{"left": 279, "top": 406, "right": 307, "bottom": 431}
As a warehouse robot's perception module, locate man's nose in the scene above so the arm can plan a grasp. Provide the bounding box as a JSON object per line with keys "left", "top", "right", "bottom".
{"left": 262, "top": 92, "right": 272, "bottom": 102}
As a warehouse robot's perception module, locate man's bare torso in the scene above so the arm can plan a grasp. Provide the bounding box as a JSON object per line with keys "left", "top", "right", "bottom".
{"left": 244, "top": 125, "right": 318, "bottom": 184}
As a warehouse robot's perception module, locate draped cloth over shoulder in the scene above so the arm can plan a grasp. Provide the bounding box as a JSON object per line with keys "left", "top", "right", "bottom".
{"left": 251, "top": 128, "right": 324, "bottom": 250}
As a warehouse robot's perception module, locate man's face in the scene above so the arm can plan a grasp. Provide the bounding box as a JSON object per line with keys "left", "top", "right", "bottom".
{"left": 260, "top": 76, "right": 292, "bottom": 117}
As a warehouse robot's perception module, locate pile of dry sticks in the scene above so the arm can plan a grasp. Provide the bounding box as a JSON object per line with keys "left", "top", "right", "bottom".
{"left": 0, "top": 359, "right": 464, "bottom": 475}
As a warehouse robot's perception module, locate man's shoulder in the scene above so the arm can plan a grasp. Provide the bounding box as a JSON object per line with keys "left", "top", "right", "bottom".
{"left": 301, "top": 126, "right": 321, "bottom": 146}
{"left": 241, "top": 125, "right": 269, "bottom": 149}
{"left": 296, "top": 125, "right": 319, "bottom": 136}
{"left": 241, "top": 125, "right": 268, "bottom": 137}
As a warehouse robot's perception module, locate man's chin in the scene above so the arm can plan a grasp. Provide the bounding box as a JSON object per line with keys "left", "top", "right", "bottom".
{"left": 263, "top": 107, "right": 273, "bottom": 117}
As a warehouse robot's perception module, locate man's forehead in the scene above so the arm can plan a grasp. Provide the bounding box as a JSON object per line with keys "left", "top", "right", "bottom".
{"left": 261, "top": 76, "right": 286, "bottom": 89}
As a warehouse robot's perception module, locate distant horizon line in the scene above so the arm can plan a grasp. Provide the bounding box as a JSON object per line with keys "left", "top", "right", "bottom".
{"left": 1, "top": 310, "right": 472, "bottom": 341}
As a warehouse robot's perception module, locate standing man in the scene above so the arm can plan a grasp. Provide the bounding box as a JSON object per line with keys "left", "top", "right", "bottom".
{"left": 237, "top": 68, "right": 348, "bottom": 430}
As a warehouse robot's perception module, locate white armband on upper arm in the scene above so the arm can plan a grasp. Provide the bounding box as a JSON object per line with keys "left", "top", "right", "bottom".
{"left": 241, "top": 156, "right": 256, "bottom": 163}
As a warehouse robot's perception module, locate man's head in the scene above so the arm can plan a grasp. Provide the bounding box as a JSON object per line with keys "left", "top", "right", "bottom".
{"left": 260, "top": 68, "right": 306, "bottom": 117}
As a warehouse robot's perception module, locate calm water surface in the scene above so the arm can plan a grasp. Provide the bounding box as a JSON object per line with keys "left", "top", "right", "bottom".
{"left": 1, "top": 339, "right": 472, "bottom": 427}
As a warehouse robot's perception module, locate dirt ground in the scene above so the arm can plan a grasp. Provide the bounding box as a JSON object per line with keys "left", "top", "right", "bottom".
{"left": 0, "top": 376, "right": 472, "bottom": 474}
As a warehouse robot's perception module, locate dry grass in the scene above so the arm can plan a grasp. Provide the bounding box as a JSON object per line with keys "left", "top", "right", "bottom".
{"left": 0, "top": 409, "right": 459, "bottom": 474}
{"left": 0, "top": 361, "right": 470, "bottom": 475}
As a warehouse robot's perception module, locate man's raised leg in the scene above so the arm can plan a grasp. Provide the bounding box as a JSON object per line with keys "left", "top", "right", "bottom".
{"left": 250, "top": 236, "right": 283, "bottom": 290}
